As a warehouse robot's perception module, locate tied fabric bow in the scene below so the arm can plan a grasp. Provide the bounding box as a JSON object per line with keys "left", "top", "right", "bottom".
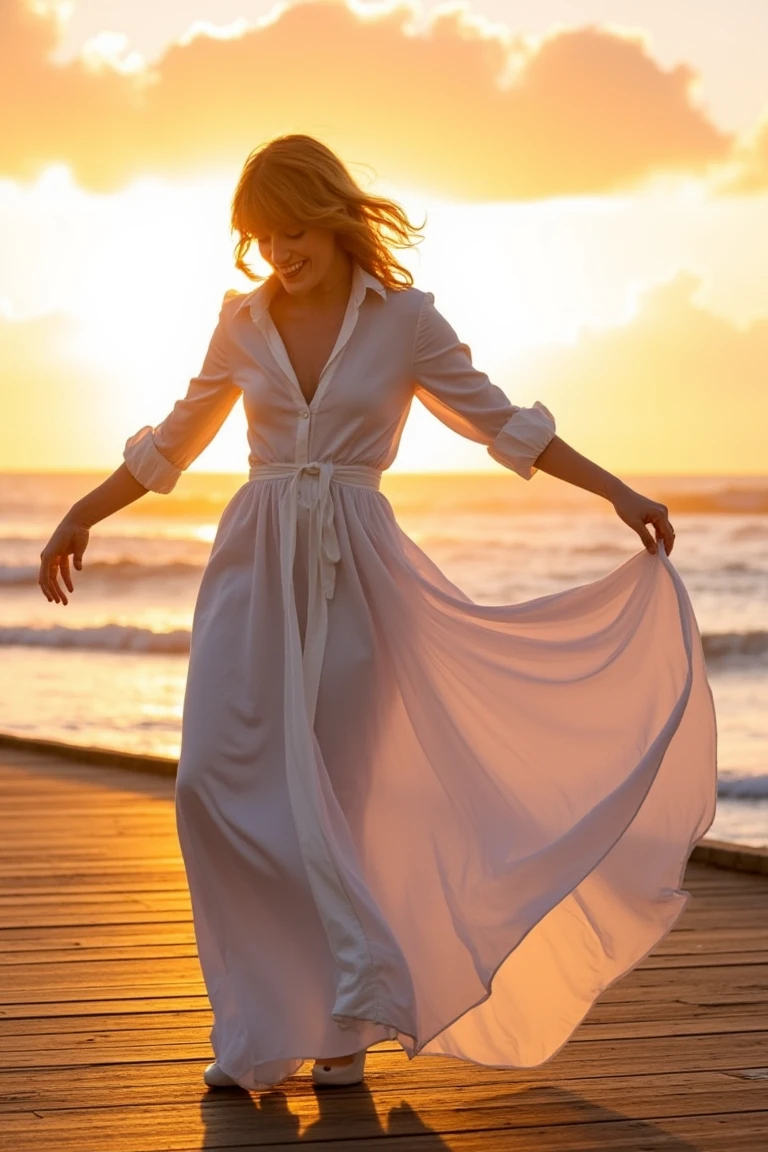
{"left": 282, "top": 461, "right": 343, "bottom": 728}
{"left": 293, "top": 461, "right": 342, "bottom": 602}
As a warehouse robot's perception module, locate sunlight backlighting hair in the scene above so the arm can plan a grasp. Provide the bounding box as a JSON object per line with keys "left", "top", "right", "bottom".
{"left": 230, "top": 134, "right": 426, "bottom": 289}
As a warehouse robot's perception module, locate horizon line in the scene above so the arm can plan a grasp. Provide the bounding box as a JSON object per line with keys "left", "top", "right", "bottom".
{"left": 2, "top": 469, "right": 767, "bottom": 481}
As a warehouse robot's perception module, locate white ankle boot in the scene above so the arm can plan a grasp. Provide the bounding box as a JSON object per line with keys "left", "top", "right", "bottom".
{"left": 311, "top": 1048, "right": 367, "bottom": 1086}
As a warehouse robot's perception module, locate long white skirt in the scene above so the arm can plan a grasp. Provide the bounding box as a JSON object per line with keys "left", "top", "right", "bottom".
{"left": 174, "top": 474, "right": 717, "bottom": 1090}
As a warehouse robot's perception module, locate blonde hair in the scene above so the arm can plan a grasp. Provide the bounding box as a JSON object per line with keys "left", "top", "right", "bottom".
{"left": 230, "top": 134, "right": 425, "bottom": 289}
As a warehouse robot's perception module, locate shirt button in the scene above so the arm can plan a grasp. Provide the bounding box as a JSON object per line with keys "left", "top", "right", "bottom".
{"left": 299, "top": 409, "right": 309, "bottom": 419}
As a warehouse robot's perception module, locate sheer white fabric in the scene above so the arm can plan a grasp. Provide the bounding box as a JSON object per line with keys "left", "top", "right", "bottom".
{"left": 123, "top": 262, "right": 717, "bottom": 1090}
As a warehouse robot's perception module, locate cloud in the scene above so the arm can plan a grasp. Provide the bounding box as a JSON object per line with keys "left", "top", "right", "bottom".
{"left": 715, "top": 111, "right": 768, "bottom": 194}
{"left": 516, "top": 271, "right": 768, "bottom": 474}
{"left": 0, "top": 0, "right": 732, "bottom": 196}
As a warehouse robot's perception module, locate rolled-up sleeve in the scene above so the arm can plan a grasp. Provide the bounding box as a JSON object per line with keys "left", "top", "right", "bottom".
{"left": 411, "top": 291, "right": 556, "bottom": 479}
{"left": 123, "top": 296, "right": 242, "bottom": 494}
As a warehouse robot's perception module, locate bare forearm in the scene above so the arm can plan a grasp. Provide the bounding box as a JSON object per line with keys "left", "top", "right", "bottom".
{"left": 68, "top": 462, "right": 150, "bottom": 528}
{"left": 533, "top": 435, "right": 676, "bottom": 555}
{"left": 533, "top": 435, "right": 631, "bottom": 503}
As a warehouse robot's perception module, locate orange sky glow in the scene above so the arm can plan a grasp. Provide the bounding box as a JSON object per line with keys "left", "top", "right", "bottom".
{"left": 1, "top": 0, "right": 766, "bottom": 475}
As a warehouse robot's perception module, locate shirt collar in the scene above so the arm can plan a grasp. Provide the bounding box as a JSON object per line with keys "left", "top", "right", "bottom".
{"left": 234, "top": 260, "right": 387, "bottom": 325}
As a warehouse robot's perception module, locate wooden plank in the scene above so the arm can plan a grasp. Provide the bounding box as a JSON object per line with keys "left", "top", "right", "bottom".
{"left": 0, "top": 732, "right": 177, "bottom": 775}
{"left": 0, "top": 911, "right": 194, "bottom": 930}
{"left": 0, "top": 1066, "right": 762, "bottom": 1118}
{"left": 0, "top": 981, "right": 208, "bottom": 1007}
{"left": 3, "top": 1013, "right": 768, "bottom": 1062}
{"left": 5, "top": 940, "right": 768, "bottom": 969}
{"left": 693, "top": 837, "right": 768, "bottom": 876}
{"left": 0, "top": 994, "right": 211, "bottom": 1019}
{"left": 2, "top": 993, "right": 767, "bottom": 1037}
{"left": 7, "top": 986, "right": 761, "bottom": 1025}
{"left": 0, "top": 924, "right": 197, "bottom": 949}
{"left": 252, "top": 1116, "right": 768, "bottom": 1152}
{"left": 1, "top": 933, "right": 765, "bottom": 965}
{"left": 4, "top": 955, "right": 766, "bottom": 994}
{"left": 1, "top": 1031, "right": 768, "bottom": 1079}
{"left": 0, "top": 944, "right": 201, "bottom": 964}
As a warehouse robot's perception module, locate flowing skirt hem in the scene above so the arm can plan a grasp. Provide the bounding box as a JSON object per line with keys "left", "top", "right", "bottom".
{"left": 212, "top": 816, "right": 714, "bottom": 1093}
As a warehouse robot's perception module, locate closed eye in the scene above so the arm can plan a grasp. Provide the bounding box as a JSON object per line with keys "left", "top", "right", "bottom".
{"left": 257, "top": 231, "right": 305, "bottom": 242}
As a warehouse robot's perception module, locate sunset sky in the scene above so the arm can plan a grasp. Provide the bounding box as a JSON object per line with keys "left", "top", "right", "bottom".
{"left": 2, "top": 0, "right": 767, "bottom": 475}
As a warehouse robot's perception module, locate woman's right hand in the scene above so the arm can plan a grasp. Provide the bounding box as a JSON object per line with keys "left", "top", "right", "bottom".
{"left": 38, "top": 518, "right": 91, "bottom": 605}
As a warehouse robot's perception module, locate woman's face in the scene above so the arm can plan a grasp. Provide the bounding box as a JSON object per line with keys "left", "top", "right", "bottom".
{"left": 256, "top": 224, "right": 340, "bottom": 296}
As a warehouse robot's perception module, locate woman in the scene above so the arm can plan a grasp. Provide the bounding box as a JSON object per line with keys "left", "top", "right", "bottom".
{"left": 38, "top": 134, "right": 717, "bottom": 1091}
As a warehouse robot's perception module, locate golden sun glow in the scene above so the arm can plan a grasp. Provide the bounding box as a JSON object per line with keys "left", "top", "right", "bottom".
{"left": 1, "top": 1, "right": 768, "bottom": 473}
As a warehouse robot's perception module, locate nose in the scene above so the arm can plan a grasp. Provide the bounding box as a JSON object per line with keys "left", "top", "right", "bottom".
{"left": 269, "top": 242, "right": 296, "bottom": 267}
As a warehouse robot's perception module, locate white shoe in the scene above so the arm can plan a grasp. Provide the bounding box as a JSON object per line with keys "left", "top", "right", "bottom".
{"left": 311, "top": 1048, "right": 367, "bottom": 1086}
{"left": 203, "top": 1061, "right": 239, "bottom": 1087}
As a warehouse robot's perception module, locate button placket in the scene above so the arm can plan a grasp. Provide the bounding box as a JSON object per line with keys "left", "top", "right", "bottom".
{"left": 296, "top": 406, "right": 310, "bottom": 464}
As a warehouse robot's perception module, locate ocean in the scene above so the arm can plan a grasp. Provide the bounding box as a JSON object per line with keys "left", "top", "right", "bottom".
{"left": 1, "top": 470, "right": 766, "bottom": 848}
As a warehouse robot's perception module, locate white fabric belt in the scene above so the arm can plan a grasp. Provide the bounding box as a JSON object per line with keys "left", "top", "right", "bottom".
{"left": 248, "top": 461, "right": 382, "bottom": 727}
{"left": 247, "top": 460, "right": 386, "bottom": 1023}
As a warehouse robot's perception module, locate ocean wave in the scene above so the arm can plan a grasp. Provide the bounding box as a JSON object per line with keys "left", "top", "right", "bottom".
{"left": 570, "top": 542, "right": 630, "bottom": 557}
{"left": 2, "top": 623, "right": 767, "bottom": 667}
{"left": 730, "top": 522, "right": 768, "bottom": 541}
{"left": 701, "top": 631, "right": 768, "bottom": 662}
{"left": 0, "top": 560, "right": 203, "bottom": 586}
{"left": 720, "top": 562, "right": 759, "bottom": 574}
{"left": 3, "top": 553, "right": 766, "bottom": 589}
{"left": 655, "top": 488, "right": 768, "bottom": 515}
{"left": 717, "top": 773, "right": 768, "bottom": 799}
{"left": 0, "top": 624, "right": 191, "bottom": 653}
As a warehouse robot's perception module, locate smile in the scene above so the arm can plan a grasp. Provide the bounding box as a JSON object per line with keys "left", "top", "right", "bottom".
{"left": 279, "top": 260, "right": 307, "bottom": 279}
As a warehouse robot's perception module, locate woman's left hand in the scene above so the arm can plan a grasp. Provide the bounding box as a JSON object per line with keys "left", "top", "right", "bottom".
{"left": 611, "top": 485, "right": 675, "bottom": 556}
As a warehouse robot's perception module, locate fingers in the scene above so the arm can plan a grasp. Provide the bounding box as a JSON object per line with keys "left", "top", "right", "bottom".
{"left": 48, "top": 562, "right": 68, "bottom": 604}
{"left": 38, "top": 525, "right": 87, "bottom": 604}
{"left": 642, "top": 506, "right": 675, "bottom": 556}
{"left": 39, "top": 554, "right": 70, "bottom": 605}
{"left": 653, "top": 507, "right": 675, "bottom": 556}
{"left": 38, "top": 555, "right": 54, "bottom": 602}
{"left": 58, "top": 553, "right": 74, "bottom": 593}
{"left": 638, "top": 524, "right": 657, "bottom": 554}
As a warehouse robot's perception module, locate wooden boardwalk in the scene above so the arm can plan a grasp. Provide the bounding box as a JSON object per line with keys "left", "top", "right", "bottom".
{"left": 0, "top": 743, "right": 766, "bottom": 1151}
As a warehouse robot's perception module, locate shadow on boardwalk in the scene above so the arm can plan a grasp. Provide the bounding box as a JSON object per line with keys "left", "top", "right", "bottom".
{"left": 196, "top": 1081, "right": 702, "bottom": 1149}
{"left": 199, "top": 1083, "right": 451, "bottom": 1145}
